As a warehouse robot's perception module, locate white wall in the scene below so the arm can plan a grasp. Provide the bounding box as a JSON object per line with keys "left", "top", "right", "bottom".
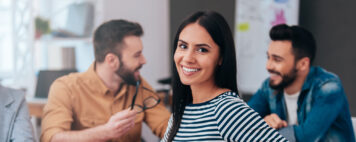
{"left": 98, "top": 0, "right": 170, "bottom": 90}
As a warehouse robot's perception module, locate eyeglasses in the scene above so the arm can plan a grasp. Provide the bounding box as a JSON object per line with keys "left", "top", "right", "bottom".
{"left": 130, "top": 81, "right": 160, "bottom": 113}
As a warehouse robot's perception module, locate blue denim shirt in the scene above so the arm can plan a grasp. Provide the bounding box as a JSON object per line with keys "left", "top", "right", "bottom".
{"left": 248, "top": 66, "right": 355, "bottom": 142}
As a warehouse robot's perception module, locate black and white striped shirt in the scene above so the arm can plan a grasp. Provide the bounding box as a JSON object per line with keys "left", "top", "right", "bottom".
{"left": 162, "top": 91, "right": 287, "bottom": 142}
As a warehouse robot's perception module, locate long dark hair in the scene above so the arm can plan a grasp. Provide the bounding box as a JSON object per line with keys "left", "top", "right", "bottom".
{"left": 167, "top": 11, "right": 238, "bottom": 141}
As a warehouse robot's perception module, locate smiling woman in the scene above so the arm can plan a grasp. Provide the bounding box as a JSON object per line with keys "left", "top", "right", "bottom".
{"left": 161, "top": 11, "right": 288, "bottom": 142}
{"left": 174, "top": 23, "right": 221, "bottom": 90}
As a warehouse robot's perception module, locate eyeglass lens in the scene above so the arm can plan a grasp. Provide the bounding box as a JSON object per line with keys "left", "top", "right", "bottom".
{"left": 143, "top": 97, "right": 159, "bottom": 108}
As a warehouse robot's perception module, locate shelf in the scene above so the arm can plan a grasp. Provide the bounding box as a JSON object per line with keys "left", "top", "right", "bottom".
{"left": 36, "top": 35, "right": 92, "bottom": 44}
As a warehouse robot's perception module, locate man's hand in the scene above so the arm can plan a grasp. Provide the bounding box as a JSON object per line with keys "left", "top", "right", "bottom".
{"left": 101, "top": 109, "right": 137, "bottom": 140}
{"left": 50, "top": 109, "right": 137, "bottom": 142}
{"left": 263, "top": 113, "right": 287, "bottom": 129}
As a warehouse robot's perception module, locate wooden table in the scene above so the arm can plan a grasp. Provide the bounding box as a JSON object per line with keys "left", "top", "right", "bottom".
{"left": 27, "top": 100, "right": 46, "bottom": 118}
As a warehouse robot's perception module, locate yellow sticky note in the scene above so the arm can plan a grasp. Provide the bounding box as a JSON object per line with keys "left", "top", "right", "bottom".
{"left": 238, "top": 23, "right": 249, "bottom": 32}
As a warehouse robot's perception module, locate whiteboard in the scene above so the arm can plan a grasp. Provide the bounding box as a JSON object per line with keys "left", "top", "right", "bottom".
{"left": 235, "top": 0, "right": 299, "bottom": 94}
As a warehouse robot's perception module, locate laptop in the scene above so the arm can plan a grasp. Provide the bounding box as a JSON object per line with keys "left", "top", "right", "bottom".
{"left": 30, "top": 69, "right": 77, "bottom": 102}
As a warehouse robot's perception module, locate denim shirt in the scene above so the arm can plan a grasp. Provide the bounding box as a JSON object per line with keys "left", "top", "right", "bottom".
{"left": 248, "top": 66, "right": 355, "bottom": 142}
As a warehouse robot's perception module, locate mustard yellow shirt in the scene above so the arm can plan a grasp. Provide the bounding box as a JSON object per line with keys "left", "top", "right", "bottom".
{"left": 41, "top": 63, "right": 170, "bottom": 142}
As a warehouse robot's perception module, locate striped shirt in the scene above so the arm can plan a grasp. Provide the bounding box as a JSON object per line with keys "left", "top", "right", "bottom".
{"left": 161, "top": 91, "right": 288, "bottom": 142}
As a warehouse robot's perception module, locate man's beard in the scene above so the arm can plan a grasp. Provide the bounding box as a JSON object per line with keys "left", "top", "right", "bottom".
{"left": 116, "top": 61, "right": 142, "bottom": 85}
{"left": 268, "top": 67, "right": 297, "bottom": 90}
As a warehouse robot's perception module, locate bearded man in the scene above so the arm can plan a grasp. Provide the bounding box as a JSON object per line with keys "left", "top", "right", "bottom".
{"left": 248, "top": 24, "right": 355, "bottom": 142}
{"left": 41, "top": 20, "right": 170, "bottom": 142}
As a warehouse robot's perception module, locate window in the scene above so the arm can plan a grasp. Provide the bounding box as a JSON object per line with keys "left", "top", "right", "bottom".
{"left": 0, "top": 0, "right": 34, "bottom": 91}
{"left": 0, "top": 0, "right": 14, "bottom": 79}
{"left": 0, "top": 0, "right": 95, "bottom": 92}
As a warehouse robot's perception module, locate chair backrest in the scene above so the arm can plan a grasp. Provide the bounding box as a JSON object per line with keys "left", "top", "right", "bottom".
{"left": 34, "top": 69, "right": 76, "bottom": 98}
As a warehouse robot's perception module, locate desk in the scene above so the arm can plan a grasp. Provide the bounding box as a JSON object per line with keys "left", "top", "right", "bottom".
{"left": 27, "top": 99, "right": 46, "bottom": 140}
{"left": 27, "top": 100, "right": 46, "bottom": 118}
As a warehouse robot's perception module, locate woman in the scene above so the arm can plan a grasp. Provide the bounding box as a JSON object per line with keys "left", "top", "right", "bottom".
{"left": 162, "top": 11, "right": 287, "bottom": 141}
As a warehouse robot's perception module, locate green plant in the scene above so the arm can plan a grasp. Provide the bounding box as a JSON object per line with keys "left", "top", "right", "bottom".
{"left": 35, "top": 16, "right": 50, "bottom": 35}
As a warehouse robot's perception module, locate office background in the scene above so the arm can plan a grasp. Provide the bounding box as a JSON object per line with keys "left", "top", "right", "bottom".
{"left": 0, "top": 0, "right": 355, "bottom": 115}
{"left": 0, "top": 0, "right": 355, "bottom": 140}
{"left": 170, "top": 0, "right": 356, "bottom": 116}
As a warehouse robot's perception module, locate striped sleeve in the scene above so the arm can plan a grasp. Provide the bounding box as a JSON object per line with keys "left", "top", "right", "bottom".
{"left": 214, "top": 96, "right": 288, "bottom": 142}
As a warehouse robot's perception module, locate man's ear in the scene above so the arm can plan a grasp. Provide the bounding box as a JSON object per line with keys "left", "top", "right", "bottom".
{"left": 296, "top": 57, "right": 310, "bottom": 71}
{"left": 105, "top": 53, "right": 120, "bottom": 69}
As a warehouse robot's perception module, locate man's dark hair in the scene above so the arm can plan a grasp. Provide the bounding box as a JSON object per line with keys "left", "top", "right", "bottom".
{"left": 93, "top": 19, "right": 143, "bottom": 62}
{"left": 270, "top": 24, "right": 316, "bottom": 65}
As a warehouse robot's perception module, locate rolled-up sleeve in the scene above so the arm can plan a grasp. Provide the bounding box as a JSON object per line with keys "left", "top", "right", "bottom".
{"left": 141, "top": 80, "right": 171, "bottom": 138}
{"left": 144, "top": 101, "right": 170, "bottom": 138}
{"left": 41, "top": 79, "right": 73, "bottom": 142}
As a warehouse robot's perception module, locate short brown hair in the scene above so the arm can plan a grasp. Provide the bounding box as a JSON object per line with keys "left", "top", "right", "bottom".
{"left": 93, "top": 19, "right": 143, "bottom": 62}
